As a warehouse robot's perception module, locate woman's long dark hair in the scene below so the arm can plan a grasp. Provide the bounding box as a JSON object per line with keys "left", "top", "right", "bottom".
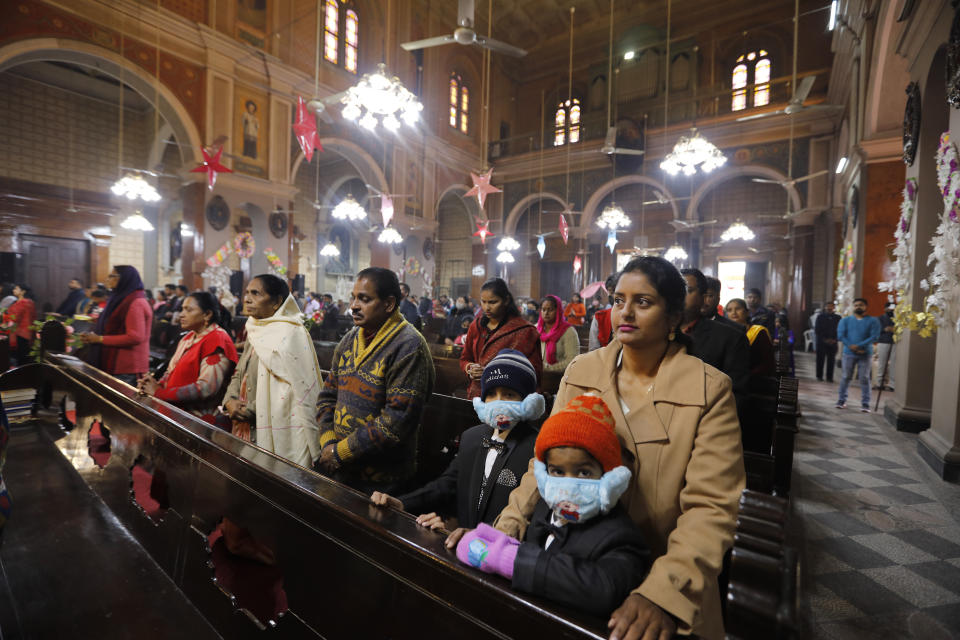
{"left": 617, "top": 256, "right": 691, "bottom": 348}
{"left": 480, "top": 277, "right": 520, "bottom": 321}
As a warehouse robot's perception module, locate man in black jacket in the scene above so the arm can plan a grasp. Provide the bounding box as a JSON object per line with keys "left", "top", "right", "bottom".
{"left": 398, "top": 282, "right": 422, "bottom": 331}
{"left": 746, "top": 287, "right": 776, "bottom": 332}
{"left": 681, "top": 269, "right": 751, "bottom": 400}
{"left": 702, "top": 276, "right": 744, "bottom": 332}
{"left": 815, "top": 301, "right": 841, "bottom": 382}
{"left": 55, "top": 278, "right": 87, "bottom": 317}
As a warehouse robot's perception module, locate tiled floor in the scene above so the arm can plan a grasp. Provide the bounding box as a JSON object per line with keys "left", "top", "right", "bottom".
{"left": 792, "top": 352, "right": 960, "bottom": 639}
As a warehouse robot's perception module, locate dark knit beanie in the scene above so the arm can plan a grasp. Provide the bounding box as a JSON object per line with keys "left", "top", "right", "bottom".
{"left": 480, "top": 349, "right": 538, "bottom": 400}
{"left": 535, "top": 394, "right": 622, "bottom": 472}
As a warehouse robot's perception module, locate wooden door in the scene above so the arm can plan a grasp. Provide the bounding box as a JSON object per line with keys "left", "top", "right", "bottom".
{"left": 21, "top": 235, "right": 89, "bottom": 313}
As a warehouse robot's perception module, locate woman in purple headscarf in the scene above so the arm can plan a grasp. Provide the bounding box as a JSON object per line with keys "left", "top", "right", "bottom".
{"left": 81, "top": 265, "right": 153, "bottom": 385}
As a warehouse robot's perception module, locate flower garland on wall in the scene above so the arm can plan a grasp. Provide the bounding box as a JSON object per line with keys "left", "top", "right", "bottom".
{"left": 835, "top": 242, "right": 856, "bottom": 316}
{"left": 879, "top": 179, "right": 924, "bottom": 340}
{"left": 923, "top": 131, "right": 960, "bottom": 333}
{"left": 264, "top": 247, "right": 288, "bottom": 277}
{"left": 233, "top": 231, "right": 255, "bottom": 259}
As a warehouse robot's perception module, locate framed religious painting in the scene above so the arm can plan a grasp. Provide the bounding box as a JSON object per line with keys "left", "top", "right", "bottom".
{"left": 236, "top": 0, "right": 268, "bottom": 49}
{"left": 233, "top": 85, "right": 269, "bottom": 178}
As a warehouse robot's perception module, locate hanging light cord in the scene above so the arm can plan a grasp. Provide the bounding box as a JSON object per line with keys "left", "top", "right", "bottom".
{"left": 564, "top": 6, "right": 574, "bottom": 207}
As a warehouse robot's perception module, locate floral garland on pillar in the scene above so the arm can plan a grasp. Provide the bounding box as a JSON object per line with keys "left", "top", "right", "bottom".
{"left": 264, "top": 247, "right": 288, "bottom": 277}
{"left": 835, "top": 242, "right": 856, "bottom": 316}
{"left": 879, "top": 179, "right": 925, "bottom": 340}
{"left": 922, "top": 132, "right": 960, "bottom": 333}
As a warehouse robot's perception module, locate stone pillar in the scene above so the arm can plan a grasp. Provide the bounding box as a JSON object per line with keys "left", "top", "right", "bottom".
{"left": 919, "top": 328, "right": 960, "bottom": 481}
{"left": 179, "top": 182, "right": 206, "bottom": 290}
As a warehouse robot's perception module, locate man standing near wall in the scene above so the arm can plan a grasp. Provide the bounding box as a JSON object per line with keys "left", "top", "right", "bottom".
{"left": 876, "top": 302, "right": 896, "bottom": 391}
{"left": 836, "top": 298, "right": 881, "bottom": 412}
{"left": 815, "top": 301, "right": 841, "bottom": 382}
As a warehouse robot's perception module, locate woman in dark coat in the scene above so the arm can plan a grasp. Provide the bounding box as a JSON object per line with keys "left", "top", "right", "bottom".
{"left": 460, "top": 278, "right": 542, "bottom": 400}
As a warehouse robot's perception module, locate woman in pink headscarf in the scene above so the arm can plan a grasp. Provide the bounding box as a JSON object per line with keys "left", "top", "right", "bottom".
{"left": 537, "top": 295, "right": 580, "bottom": 372}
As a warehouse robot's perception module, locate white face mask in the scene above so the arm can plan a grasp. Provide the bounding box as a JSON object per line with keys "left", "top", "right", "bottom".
{"left": 472, "top": 393, "right": 545, "bottom": 431}
{"left": 533, "top": 460, "right": 632, "bottom": 524}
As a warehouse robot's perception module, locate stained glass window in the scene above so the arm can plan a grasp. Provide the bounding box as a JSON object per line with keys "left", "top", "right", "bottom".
{"left": 324, "top": 0, "right": 338, "bottom": 64}
{"left": 731, "top": 52, "right": 772, "bottom": 111}
{"left": 450, "top": 73, "right": 468, "bottom": 133}
{"left": 553, "top": 98, "right": 581, "bottom": 146}
{"left": 754, "top": 57, "right": 770, "bottom": 107}
{"left": 345, "top": 10, "right": 358, "bottom": 73}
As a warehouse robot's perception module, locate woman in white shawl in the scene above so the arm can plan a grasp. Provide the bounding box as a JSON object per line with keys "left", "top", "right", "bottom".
{"left": 222, "top": 274, "right": 323, "bottom": 467}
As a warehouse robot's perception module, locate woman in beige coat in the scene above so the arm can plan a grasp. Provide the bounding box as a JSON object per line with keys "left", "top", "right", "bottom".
{"left": 449, "top": 256, "right": 744, "bottom": 640}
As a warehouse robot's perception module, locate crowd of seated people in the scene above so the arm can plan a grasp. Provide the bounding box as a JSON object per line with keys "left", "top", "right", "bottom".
{"left": 22, "top": 258, "right": 818, "bottom": 638}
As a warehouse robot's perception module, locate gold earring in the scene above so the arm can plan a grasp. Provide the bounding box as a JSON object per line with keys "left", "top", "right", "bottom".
{"left": 668, "top": 331, "right": 675, "bottom": 341}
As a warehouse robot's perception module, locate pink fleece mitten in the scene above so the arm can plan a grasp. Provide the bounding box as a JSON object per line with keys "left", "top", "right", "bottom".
{"left": 455, "top": 523, "right": 520, "bottom": 580}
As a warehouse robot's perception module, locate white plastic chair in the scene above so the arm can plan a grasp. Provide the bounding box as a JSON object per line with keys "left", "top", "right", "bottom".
{"left": 803, "top": 329, "right": 815, "bottom": 352}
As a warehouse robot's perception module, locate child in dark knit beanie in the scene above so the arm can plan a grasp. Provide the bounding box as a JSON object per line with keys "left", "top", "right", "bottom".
{"left": 454, "top": 394, "right": 650, "bottom": 617}
{"left": 371, "top": 349, "right": 545, "bottom": 530}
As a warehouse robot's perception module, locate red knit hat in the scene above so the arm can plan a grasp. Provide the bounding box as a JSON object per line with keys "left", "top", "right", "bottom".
{"left": 535, "top": 394, "right": 622, "bottom": 472}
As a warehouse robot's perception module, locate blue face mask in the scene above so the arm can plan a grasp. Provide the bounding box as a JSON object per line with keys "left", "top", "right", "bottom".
{"left": 472, "top": 393, "right": 545, "bottom": 431}
{"left": 533, "top": 459, "right": 632, "bottom": 524}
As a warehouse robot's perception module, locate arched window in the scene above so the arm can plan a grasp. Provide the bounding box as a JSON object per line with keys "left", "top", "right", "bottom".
{"left": 731, "top": 50, "right": 770, "bottom": 111}
{"left": 553, "top": 98, "right": 581, "bottom": 146}
{"left": 323, "top": 1, "right": 359, "bottom": 74}
{"left": 449, "top": 72, "right": 469, "bottom": 133}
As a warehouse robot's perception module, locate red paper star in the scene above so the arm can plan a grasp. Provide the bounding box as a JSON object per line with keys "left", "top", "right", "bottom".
{"left": 190, "top": 145, "right": 232, "bottom": 190}
{"left": 573, "top": 255, "right": 582, "bottom": 273}
{"left": 473, "top": 220, "right": 494, "bottom": 244}
{"left": 465, "top": 168, "right": 502, "bottom": 210}
{"left": 558, "top": 212, "right": 570, "bottom": 244}
{"left": 292, "top": 96, "right": 323, "bottom": 163}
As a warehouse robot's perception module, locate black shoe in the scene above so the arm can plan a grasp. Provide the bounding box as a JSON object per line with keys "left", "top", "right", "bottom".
{"left": 816, "top": 377, "right": 823, "bottom": 381}
{"left": 826, "top": 378, "right": 834, "bottom": 383}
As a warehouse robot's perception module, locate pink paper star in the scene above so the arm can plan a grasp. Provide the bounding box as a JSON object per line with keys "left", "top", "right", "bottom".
{"left": 558, "top": 213, "right": 570, "bottom": 244}
{"left": 473, "top": 220, "right": 494, "bottom": 244}
{"left": 465, "top": 168, "right": 502, "bottom": 210}
{"left": 292, "top": 96, "right": 323, "bottom": 163}
{"left": 381, "top": 195, "right": 394, "bottom": 228}
{"left": 190, "top": 145, "right": 232, "bottom": 190}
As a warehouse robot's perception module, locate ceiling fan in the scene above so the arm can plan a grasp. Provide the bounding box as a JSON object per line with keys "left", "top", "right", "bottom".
{"left": 757, "top": 207, "right": 819, "bottom": 220}
{"left": 752, "top": 169, "right": 829, "bottom": 187}
{"left": 600, "top": 125, "right": 645, "bottom": 156}
{"left": 668, "top": 219, "right": 717, "bottom": 230}
{"left": 400, "top": 0, "right": 527, "bottom": 58}
{"left": 734, "top": 75, "right": 841, "bottom": 122}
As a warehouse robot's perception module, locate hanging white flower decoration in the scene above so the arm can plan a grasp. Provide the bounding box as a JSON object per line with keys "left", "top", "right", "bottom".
{"left": 878, "top": 179, "right": 921, "bottom": 340}
{"left": 923, "top": 131, "right": 960, "bottom": 333}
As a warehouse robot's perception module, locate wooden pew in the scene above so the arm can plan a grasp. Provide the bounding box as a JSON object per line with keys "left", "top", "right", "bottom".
{"left": 3, "top": 354, "right": 608, "bottom": 639}
{"left": 725, "top": 490, "right": 799, "bottom": 640}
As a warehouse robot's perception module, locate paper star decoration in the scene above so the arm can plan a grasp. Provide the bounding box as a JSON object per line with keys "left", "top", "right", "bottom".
{"left": 190, "top": 145, "right": 232, "bottom": 191}
{"left": 573, "top": 255, "right": 582, "bottom": 273}
{"left": 292, "top": 95, "right": 323, "bottom": 163}
{"left": 381, "top": 195, "right": 394, "bottom": 228}
{"left": 473, "top": 220, "right": 493, "bottom": 244}
{"left": 606, "top": 229, "right": 618, "bottom": 253}
{"left": 537, "top": 235, "right": 546, "bottom": 258}
{"left": 465, "top": 169, "right": 502, "bottom": 210}
{"left": 558, "top": 213, "right": 570, "bottom": 244}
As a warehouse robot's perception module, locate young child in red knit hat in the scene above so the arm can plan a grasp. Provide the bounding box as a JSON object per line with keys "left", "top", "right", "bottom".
{"left": 454, "top": 394, "right": 650, "bottom": 617}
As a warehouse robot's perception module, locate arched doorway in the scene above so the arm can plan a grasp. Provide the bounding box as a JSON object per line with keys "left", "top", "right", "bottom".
{"left": 435, "top": 188, "right": 475, "bottom": 298}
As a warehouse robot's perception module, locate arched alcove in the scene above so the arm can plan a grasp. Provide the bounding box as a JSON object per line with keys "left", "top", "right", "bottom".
{"left": 435, "top": 188, "right": 474, "bottom": 298}
{"left": 686, "top": 165, "right": 803, "bottom": 220}
{"left": 581, "top": 175, "right": 679, "bottom": 228}
{"left": 237, "top": 203, "right": 270, "bottom": 275}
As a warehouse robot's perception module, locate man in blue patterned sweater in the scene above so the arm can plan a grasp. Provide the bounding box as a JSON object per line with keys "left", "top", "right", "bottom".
{"left": 316, "top": 267, "right": 434, "bottom": 494}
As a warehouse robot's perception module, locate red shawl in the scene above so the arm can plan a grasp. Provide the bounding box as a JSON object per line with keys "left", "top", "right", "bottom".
{"left": 162, "top": 327, "right": 238, "bottom": 392}
{"left": 102, "top": 290, "right": 146, "bottom": 336}
{"left": 536, "top": 295, "right": 573, "bottom": 365}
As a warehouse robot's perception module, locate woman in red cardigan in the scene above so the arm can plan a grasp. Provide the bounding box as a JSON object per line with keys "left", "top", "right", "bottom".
{"left": 81, "top": 265, "right": 153, "bottom": 385}
{"left": 460, "top": 277, "right": 541, "bottom": 399}
{"left": 138, "top": 291, "right": 238, "bottom": 423}
{"left": 8, "top": 284, "right": 36, "bottom": 366}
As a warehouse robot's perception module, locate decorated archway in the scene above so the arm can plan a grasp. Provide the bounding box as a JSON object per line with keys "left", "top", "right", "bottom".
{"left": 580, "top": 175, "right": 680, "bottom": 229}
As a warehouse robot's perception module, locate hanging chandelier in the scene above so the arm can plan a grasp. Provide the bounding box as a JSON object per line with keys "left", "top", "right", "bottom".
{"left": 596, "top": 203, "right": 631, "bottom": 230}
{"left": 720, "top": 220, "right": 755, "bottom": 242}
{"left": 120, "top": 209, "right": 155, "bottom": 232}
{"left": 660, "top": 128, "right": 727, "bottom": 177}
{"left": 497, "top": 236, "right": 521, "bottom": 252}
{"left": 496, "top": 251, "right": 515, "bottom": 264}
{"left": 340, "top": 63, "right": 423, "bottom": 132}
{"left": 378, "top": 226, "right": 403, "bottom": 244}
{"left": 320, "top": 242, "right": 341, "bottom": 257}
{"left": 331, "top": 195, "right": 367, "bottom": 222}
{"left": 664, "top": 243, "right": 688, "bottom": 263}
{"left": 111, "top": 174, "right": 161, "bottom": 203}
